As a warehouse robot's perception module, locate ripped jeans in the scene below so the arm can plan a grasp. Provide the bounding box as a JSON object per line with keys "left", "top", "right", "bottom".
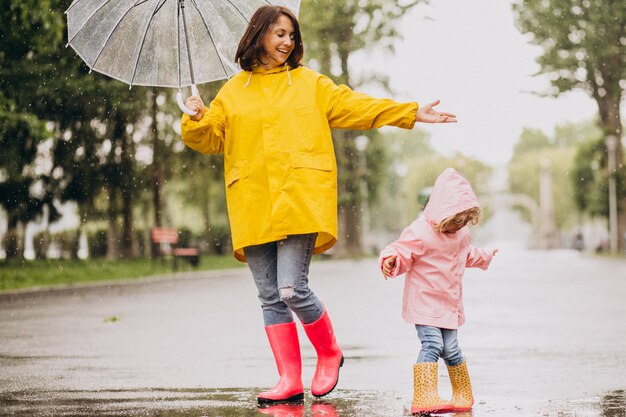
{"left": 244, "top": 233, "right": 325, "bottom": 326}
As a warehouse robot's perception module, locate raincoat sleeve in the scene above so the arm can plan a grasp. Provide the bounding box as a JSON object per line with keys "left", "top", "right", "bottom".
{"left": 378, "top": 224, "right": 424, "bottom": 277}
{"left": 180, "top": 98, "right": 226, "bottom": 155}
{"left": 317, "top": 74, "right": 419, "bottom": 131}
{"left": 465, "top": 244, "right": 494, "bottom": 270}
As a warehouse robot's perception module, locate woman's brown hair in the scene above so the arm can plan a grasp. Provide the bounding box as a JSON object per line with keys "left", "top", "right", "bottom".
{"left": 234, "top": 5, "right": 303, "bottom": 71}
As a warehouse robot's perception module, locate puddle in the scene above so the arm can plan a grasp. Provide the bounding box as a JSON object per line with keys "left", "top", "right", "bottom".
{"left": 1, "top": 388, "right": 624, "bottom": 416}
{"left": 543, "top": 390, "right": 626, "bottom": 417}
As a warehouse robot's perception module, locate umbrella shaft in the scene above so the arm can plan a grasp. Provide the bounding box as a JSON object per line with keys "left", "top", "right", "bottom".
{"left": 180, "top": 0, "right": 195, "bottom": 85}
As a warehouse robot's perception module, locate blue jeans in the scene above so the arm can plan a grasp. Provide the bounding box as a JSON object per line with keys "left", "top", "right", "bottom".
{"left": 244, "top": 233, "right": 324, "bottom": 326}
{"left": 415, "top": 325, "right": 464, "bottom": 366}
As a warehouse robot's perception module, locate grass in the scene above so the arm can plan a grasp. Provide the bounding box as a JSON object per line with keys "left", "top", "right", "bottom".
{"left": 0, "top": 255, "right": 245, "bottom": 292}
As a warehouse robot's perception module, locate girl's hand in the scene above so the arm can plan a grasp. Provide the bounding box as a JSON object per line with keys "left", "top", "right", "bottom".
{"left": 492, "top": 249, "right": 499, "bottom": 256}
{"left": 382, "top": 255, "right": 397, "bottom": 279}
{"left": 185, "top": 96, "right": 205, "bottom": 121}
{"left": 415, "top": 100, "right": 457, "bottom": 124}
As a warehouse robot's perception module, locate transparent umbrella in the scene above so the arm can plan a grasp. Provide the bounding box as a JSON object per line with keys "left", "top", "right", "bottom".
{"left": 65, "top": 0, "right": 301, "bottom": 115}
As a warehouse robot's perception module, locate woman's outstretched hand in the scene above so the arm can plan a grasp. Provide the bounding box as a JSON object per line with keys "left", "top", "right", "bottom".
{"left": 184, "top": 96, "right": 205, "bottom": 121}
{"left": 415, "top": 100, "right": 457, "bottom": 124}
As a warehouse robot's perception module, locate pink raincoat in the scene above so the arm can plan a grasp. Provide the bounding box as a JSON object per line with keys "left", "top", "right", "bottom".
{"left": 378, "top": 168, "right": 494, "bottom": 329}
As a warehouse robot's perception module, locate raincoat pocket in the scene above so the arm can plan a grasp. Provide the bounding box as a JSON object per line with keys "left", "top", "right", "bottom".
{"left": 225, "top": 160, "right": 250, "bottom": 187}
{"left": 415, "top": 288, "right": 447, "bottom": 318}
{"left": 290, "top": 152, "right": 333, "bottom": 171}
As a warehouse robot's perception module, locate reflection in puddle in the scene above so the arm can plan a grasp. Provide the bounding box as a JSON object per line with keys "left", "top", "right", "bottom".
{"left": 1, "top": 388, "right": 624, "bottom": 416}
{"left": 545, "top": 390, "right": 626, "bottom": 417}
{"left": 0, "top": 388, "right": 403, "bottom": 416}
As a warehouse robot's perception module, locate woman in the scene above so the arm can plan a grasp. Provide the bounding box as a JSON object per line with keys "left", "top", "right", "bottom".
{"left": 181, "top": 5, "right": 456, "bottom": 405}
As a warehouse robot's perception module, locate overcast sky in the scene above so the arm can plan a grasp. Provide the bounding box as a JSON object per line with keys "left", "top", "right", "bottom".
{"left": 354, "top": 0, "right": 600, "bottom": 166}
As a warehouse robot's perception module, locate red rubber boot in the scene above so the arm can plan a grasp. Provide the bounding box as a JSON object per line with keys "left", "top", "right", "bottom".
{"left": 258, "top": 322, "right": 304, "bottom": 404}
{"left": 302, "top": 310, "right": 344, "bottom": 397}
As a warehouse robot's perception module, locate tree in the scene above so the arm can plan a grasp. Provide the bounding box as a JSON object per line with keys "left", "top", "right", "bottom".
{"left": 0, "top": 0, "right": 64, "bottom": 258}
{"left": 300, "top": 0, "right": 422, "bottom": 256}
{"left": 513, "top": 0, "right": 626, "bottom": 248}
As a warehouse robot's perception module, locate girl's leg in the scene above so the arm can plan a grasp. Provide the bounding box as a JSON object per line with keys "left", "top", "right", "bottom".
{"left": 441, "top": 329, "right": 464, "bottom": 367}
{"left": 416, "top": 325, "right": 445, "bottom": 363}
{"left": 245, "top": 241, "right": 293, "bottom": 326}
{"left": 411, "top": 325, "right": 451, "bottom": 413}
{"left": 441, "top": 329, "right": 474, "bottom": 411}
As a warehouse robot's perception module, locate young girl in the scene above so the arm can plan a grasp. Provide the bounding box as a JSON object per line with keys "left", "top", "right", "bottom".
{"left": 182, "top": 5, "right": 457, "bottom": 405}
{"left": 378, "top": 168, "right": 498, "bottom": 414}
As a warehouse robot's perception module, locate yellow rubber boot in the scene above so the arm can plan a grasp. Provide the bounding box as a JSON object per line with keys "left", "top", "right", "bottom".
{"left": 411, "top": 362, "right": 452, "bottom": 414}
{"left": 447, "top": 358, "right": 474, "bottom": 411}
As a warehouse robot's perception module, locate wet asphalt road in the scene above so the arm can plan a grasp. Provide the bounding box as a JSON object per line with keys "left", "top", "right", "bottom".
{"left": 1, "top": 249, "right": 626, "bottom": 417}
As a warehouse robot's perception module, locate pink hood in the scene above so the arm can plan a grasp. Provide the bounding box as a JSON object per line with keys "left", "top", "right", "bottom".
{"left": 423, "top": 168, "right": 479, "bottom": 225}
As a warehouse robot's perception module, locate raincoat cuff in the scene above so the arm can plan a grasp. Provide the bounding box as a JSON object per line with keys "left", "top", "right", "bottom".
{"left": 181, "top": 106, "right": 210, "bottom": 129}
{"left": 407, "top": 102, "right": 419, "bottom": 129}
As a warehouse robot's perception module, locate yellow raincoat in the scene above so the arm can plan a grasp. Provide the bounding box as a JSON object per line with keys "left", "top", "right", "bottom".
{"left": 181, "top": 65, "right": 418, "bottom": 262}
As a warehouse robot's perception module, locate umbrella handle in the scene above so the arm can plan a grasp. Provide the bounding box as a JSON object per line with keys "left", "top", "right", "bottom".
{"left": 177, "top": 84, "right": 200, "bottom": 116}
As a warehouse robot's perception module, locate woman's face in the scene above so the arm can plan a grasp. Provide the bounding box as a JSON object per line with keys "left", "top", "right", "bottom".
{"left": 260, "top": 14, "right": 295, "bottom": 69}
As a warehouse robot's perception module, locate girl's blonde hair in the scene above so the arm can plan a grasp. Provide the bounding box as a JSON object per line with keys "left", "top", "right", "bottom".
{"left": 433, "top": 207, "right": 481, "bottom": 233}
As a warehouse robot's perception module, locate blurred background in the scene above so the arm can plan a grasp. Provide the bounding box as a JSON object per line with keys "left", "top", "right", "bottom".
{"left": 1, "top": 0, "right": 624, "bottom": 287}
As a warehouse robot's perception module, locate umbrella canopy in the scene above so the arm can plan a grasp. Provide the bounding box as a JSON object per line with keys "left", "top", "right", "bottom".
{"left": 65, "top": 0, "right": 301, "bottom": 89}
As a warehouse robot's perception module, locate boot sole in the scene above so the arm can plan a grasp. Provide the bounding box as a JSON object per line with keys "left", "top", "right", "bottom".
{"left": 312, "top": 356, "right": 344, "bottom": 398}
{"left": 410, "top": 405, "right": 453, "bottom": 413}
{"left": 257, "top": 392, "right": 304, "bottom": 405}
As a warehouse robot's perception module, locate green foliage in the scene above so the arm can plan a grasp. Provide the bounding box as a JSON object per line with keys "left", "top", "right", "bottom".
{"left": 571, "top": 137, "right": 609, "bottom": 216}
{"left": 0, "top": 1, "right": 64, "bottom": 233}
{"left": 512, "top": 0, "right": 625, "bottom": 100}
{"left": 508, "top": 120, "right": 602, "bottom": 229}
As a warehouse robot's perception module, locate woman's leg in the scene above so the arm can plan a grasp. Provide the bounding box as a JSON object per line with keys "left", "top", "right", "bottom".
{"left": 245, "top": 241, "right": 293, "bottom": 326}
{"left": 275, "top": 233, "right": 324, "bottom": 323}
{"left": 276, "top": 234, "right": 342, "bottom": 397}
{"left": 245, "top": 241, "right": 303, "bottom": 403}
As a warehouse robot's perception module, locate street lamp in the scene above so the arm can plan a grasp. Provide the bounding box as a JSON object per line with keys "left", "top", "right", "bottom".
{"left": 606, "top": 135, "right": 618, "bottom": 255}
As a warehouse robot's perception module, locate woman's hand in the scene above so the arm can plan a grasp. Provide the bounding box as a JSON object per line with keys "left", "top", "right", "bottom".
{"left": 185, "top": 96, "right": 205, "bottom": 121}
{"left": 382, "top": 255, "right": 398, "bottom": 279}
{"left": 415, "top": 100, "right": 457, "bottom": 124}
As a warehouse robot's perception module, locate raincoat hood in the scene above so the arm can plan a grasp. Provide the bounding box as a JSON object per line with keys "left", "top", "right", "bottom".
{"left": 244, "top": 63, "right": 296, "bottom": 87}
{"left": 423, "top": 168, "right": 479, "bottom": 225}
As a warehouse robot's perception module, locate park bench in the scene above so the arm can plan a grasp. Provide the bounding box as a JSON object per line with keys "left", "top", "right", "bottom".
{"left": 151, "top": 227, "right": 200, "bottom": 270}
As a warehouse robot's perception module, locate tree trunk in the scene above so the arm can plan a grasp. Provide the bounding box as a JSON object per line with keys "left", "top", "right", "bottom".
{"left": 333, "top": 130, "right": 363, "bottom": 257}
{"left": 595, "top": 87, "right": 624, "bottom": 251}
{"left": 149, "top": 90, "right": 161, "bottom": 227}
{"left": 106, "top": 189, "right": 119, "bottom": 261}
{"left": 3, "top": 218, "right": 25, "bottom": 259}
{"left": 149, "top": 89, "right": 162, "bottom": 259}
{"left": 202, "top": 168, "right": 215, "bottom": 255}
